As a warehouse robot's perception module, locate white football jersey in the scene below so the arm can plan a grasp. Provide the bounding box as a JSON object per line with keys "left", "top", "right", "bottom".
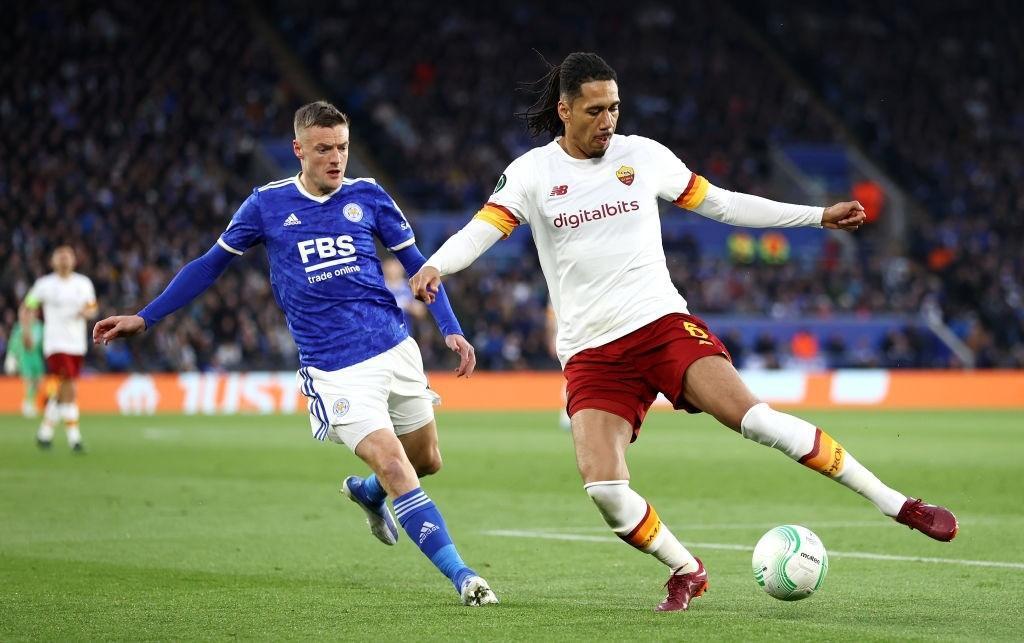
{"left": 478, "top": 135, "right": 710, "bottom": 365}
{"left": 26, "top": 273, "right": 97, "bottom": 356}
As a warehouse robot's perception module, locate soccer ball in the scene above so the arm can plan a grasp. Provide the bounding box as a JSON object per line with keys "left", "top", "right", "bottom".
{"left": 752, "top": 525, "right": 828, "bottom": 601}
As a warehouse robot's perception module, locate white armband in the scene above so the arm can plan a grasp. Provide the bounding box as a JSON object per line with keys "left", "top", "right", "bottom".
{"left": 693, "top": 184, "right": 823, "bottom": 228}
{"left": 424, "top": 219, "right": 504, "bottom": 276}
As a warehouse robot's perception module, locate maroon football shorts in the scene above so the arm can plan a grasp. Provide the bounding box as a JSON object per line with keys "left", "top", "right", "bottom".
{"left": 46, "top": 353, "right": 84, "bottom": 379}
{"left": 564, "top": 313, "right": 731, "bottom": 441}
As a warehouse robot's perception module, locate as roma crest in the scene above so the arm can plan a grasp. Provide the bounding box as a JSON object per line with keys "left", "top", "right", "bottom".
{"left": 616, "top": 165, "right": 635, "bottom": 186}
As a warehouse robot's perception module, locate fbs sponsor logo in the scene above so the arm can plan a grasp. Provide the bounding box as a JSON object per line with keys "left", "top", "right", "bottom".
{"left": 298, "top": 235, "right": 363, "bottom": 283}
{"left": 616, "top": 165, "right": 635, "bottom": 186}
{"left": 553, "top": 200, "right": 641, "bottom": 229}
{"left": 419, "top": 521, "right": 440, "bottom": 544}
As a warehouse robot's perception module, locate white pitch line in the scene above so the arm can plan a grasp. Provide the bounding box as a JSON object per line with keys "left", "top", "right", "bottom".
{"left": 539, "top": 520, "right": 897, "bottom": 532}
{"left": 482, "top": 529, "right": 1024, "bottom": 570}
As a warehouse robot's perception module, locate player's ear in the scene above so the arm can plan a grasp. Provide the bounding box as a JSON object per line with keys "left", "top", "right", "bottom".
{"left": 292, "top": 139, "right": 303, "bottom": 160}
{"left": 557, "top": 99, "right": 571, "bottom": 125}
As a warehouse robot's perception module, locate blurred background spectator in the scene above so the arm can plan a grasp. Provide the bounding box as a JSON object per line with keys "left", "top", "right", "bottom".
{"left": 2, "top": 0, "right": 1020, "bottom": 372}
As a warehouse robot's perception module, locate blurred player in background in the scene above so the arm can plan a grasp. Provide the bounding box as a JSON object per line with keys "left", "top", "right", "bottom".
{"left": 93, "top": 101, "right": 497, "bottom": 606}
{"left": 383, "top": 257, "right": 428, "bottom": 328}
{"left": 21, "top": 245, "right": 98, "bottom": 451}
{"left": 4, "top": 317, "right": 45, "bottom": 418}
{"left": 412, "top": 52, "right": 957, "bottom": 612}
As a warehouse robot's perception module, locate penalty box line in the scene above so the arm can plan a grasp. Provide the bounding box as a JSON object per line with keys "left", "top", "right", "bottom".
{"left": 481, "top": 529, "right": 1024, "bottom": 571}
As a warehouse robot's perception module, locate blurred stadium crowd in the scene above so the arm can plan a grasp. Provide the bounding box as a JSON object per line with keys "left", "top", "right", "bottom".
{"left": 2, "top": 1, "right": 1021, "bottom": 373}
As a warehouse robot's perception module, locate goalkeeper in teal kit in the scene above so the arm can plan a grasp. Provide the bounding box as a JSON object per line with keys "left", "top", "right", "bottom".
{"left": 5, "top": 319, "right": 45, "bottom": 418}
{"left": 93, "top": 101, "right": 497, "bottom": 606}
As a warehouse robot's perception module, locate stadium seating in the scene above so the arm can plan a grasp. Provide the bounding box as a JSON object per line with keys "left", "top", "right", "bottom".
{"left": 3, "top": 1, "right": 1019, "bottom": 371}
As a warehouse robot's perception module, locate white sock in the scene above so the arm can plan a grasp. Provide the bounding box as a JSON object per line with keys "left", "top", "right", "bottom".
{"left": 585, "top": 480, "right": 698, "bottom": 574}
{"left": 740, "top": 403, "right": 906, "bottom": 517}
{"left": 38, "top": 399, "right": 59, "bottom": 441}
{"left": 834, "top": 453, "right": 907, "bottom": 517}
{"left": 60, "top": 403, "right": 81, "bottom": 446}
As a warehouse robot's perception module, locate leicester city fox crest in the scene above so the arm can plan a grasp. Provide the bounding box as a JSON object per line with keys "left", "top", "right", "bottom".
{"left": 333, "top": 398, "right": 351, "bottom": 418}
{"left": 343, "top": 203, "right": 364, "bottom": 222}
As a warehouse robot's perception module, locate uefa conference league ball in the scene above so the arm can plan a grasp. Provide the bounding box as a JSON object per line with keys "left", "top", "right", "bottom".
{"left": 752, "top": 525, "right": 828, "bottom": 601}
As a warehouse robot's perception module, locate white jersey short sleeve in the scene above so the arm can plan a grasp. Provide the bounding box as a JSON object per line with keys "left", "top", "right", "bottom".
{"left": 472, "top": 155, "right": 535, "bottom": 236}
{"left": 487, "top": 135, "right": 699, "bottom": 365}
{"left": 26, "top": 273, "right": 97, "bottom": 356}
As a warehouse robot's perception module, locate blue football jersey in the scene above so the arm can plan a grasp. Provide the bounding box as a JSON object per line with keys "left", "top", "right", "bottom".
{"left": 218, "top": 175, "right": 415, "bottom": 371}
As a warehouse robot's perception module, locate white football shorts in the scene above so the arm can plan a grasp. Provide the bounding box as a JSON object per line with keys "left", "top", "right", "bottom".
{"left": 297, "top": 337, "right": 440, "bottom": 450}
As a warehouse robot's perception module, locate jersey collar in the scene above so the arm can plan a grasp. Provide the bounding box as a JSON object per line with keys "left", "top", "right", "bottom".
{"left": 294, "top": 173, "right": 344, "bottom": 203}
{"left": 551, "top": 135, "right": 617, "bottom": 165}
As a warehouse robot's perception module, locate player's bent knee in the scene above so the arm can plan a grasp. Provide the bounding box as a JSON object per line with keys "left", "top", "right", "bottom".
{"left": 414, "top": 450, "right": 443, "bottom": 477}
{"left": 372, "top": 455, "right": 418, "bottom": 491}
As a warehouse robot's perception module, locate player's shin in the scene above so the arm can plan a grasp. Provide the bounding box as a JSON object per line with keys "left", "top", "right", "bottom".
{"left": 60, "top": 403, "right": 82, "bottom": 447}
{"left": 740, "top": 402, "right": 906, "bottom": 516}
{"left": 393, "top": 487, "right": 477, "bottom": 591}
{"left": 37, "top": 398, "right": 60, "bottom": 443}
{"left": 585, "top": 481, "right": 698, "bottom": 574}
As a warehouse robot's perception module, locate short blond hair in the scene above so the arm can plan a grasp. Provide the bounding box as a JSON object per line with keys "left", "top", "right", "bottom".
{"left": 293, "top": 100, "right": 349, "bottom": 138}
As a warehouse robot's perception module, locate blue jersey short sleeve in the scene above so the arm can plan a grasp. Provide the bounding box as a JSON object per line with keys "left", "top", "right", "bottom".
{"left": 219, "top": 191, "right": 264, "bottom": 254}
{"left": 373, "top": 185, "right": 415, "bottom": 252}
{"left": 253, "top": 177, "right": 415, "bottom": 371}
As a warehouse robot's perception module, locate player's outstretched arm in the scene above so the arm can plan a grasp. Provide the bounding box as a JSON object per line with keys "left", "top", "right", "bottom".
{"left": 689, "top": 183, "right": 864, "bottom": 231}
{"left": 410, "top": 219, "right": 503, "bottom": 304}
{"left": 393, "top": 243, "right": 477, "bottom": 377}
{"left": 93, "top": 242, "right": 235, "bottom": 344}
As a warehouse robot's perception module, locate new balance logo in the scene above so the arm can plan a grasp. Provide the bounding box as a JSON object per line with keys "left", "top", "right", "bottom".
{"left": 549, "top": 185, "right": 569, "bottom": 197}
{"left": 419, "top": 521, "right": 440, "bottom": 544}
{"left": 283, "top": 213, "right": 302, "bottom": 226}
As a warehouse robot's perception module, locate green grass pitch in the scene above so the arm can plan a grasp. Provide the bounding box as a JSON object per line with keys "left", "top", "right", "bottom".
{"left": 2, "top": 409, "right": 1023, "bottom": 640}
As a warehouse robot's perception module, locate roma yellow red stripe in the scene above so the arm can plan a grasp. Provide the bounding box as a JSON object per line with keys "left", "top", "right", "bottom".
{"left": 473, "top": 202, "right": 519, "bottom": 237}
{"left": 621, "top": 503, "right": 662, "bottom": 550}
{"left": 799, "top": 428, "right": 846, "bottom": 477}
{"left": 674, "top": 174, "right": 710, "bottom": 210}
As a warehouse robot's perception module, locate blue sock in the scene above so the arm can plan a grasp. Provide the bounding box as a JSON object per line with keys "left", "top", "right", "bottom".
{"left": 394, "top": 488, "right": 475, "bottom": 592}
{"left": 361, "top": 474, "right": 387, "bottom": 505}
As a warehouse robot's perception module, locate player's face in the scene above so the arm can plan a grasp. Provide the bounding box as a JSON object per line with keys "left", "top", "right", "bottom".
{"left": 294, "top": 124, "right": 349, "bottom": 195}
{"left": 51, "top": 247, "right": 76, "bottom": 275}
{"left": 559, "top": 80, "right": 620, "bottom": 159}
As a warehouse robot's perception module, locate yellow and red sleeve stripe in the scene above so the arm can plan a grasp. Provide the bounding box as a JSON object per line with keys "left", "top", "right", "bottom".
{"left": 798, "top": 428, "right": 846, "bottom": 477}
{"left": 473, "top": 202, "right": 520, "bottom": 238}
{"left": 620, "top": 503, "right": 662, "bottom": 551}
{"left": 673, "top": 173, "right": 710, "bottom": 211}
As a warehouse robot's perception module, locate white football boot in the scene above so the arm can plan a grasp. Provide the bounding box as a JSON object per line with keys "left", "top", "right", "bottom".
{"left": 460, "top": 576, "right": 499, "bottom": 606}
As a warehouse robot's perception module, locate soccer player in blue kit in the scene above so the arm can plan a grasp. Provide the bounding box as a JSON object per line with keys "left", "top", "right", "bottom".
{"left": 93, "top": 101, "right": 498, "bottom": 606}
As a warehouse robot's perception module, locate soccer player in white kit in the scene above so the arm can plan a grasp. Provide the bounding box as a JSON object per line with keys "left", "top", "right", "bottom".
{"left": 411, "top": 52, "right": 958, "bottom": 611}
{"left": 22, "top": 245, "right": 98, "bottom": 451}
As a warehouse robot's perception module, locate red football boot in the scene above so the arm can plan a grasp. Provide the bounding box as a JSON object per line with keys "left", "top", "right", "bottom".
{"left": 655, "top": 558, "right": 708, "bottom": 612}
{"left": 895, "top": 498, "right": 959, "bottom": 542}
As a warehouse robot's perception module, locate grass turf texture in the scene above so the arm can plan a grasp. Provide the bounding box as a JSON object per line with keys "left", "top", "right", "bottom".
{"left": 2, "top": 410, "right": 1022, "bottom": 641}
